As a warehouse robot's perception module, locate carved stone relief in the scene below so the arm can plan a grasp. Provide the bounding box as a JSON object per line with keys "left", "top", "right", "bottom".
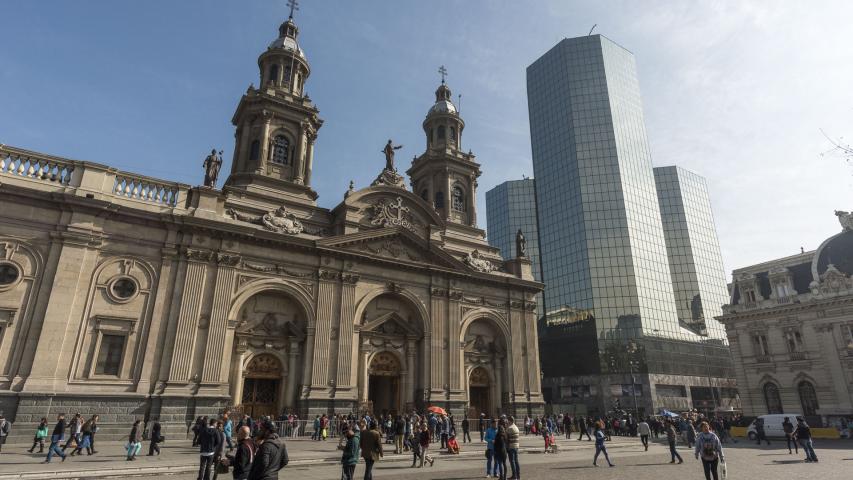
{"left": 227, "top": 205, "right": 304, "bottom": 235}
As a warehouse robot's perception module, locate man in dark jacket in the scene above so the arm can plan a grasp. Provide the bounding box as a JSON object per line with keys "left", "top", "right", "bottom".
{"left": 198, "top": 418, "right": 222, "bottom": 480}
{"left": 360, "top": 421, "right": 383, "bottom": 480}
{"left": 148, "top": 421, "right": 163, "bottom": 456}
{"left": 248, "top": 420, "right": 288, "bottom": 480}
{"left": 45, "top": 414, "right": 66, "bottom": 463}
{"left": 226, "top": 426, "right": 255, "bottom": 480}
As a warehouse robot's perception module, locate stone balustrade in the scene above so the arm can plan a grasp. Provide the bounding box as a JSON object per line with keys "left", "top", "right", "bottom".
{"left": 0, "top": 144, "right": 189, "bottom": 210}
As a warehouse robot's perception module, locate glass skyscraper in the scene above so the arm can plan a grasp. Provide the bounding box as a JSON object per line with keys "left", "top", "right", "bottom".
{"left": 526, "top": 35, "right": 737, "bottom": 416}
{"left": 653, "top": 166, "right": 729, "bottom": 340}
{"left": 485, "top": 179, "right": 543, "bottom": 317}
{"left": 527, "top": 34, "right": 679, "bottom": 337}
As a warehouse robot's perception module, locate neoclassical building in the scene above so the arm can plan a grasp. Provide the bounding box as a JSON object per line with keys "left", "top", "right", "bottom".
{"left": 0, "top": 14, "right": 543, "bottom": 439}
{"left": 718, "top": 211, "right": 853, "bottom": 426}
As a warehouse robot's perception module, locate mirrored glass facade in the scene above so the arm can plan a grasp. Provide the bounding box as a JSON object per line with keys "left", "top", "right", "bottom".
{"left": 526, "top": 35, "right": 680, "bottom": 337}
{"left": 653, "top": 166, "right": 729, "bottom": 339}
{"left": 485, "top": 179, "right": 543, "bottom": 317}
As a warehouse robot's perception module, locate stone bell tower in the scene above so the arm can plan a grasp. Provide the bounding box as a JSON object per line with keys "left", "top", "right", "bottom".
{"left": 407, "top": 68, "right": 481, "bottom": 226}
{"left": 224, "top": 10, "right": 323, "bottom": 206}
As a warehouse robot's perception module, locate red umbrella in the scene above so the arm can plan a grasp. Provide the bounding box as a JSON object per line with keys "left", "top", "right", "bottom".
{"left": 427, "top": 406, "right": 447, "bottom": 415}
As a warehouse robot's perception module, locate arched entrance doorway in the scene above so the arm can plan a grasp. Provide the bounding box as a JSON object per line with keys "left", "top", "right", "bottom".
{"left": 230, "top": 290, "right": 307, "bottom": 415}
{"left": 241, "top": 354, "right": 282, "bottom": 418}
{"left": 468, "top": 366, "right": 491, "bottom": 418}
{"left": 368, "top": 351, "right": 402, "bottom": 415}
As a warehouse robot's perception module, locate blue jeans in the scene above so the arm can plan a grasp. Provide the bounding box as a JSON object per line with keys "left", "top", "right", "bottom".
{"left": 507, "top": 448, "right": 520, "bottom": 478}
{"left": 799, "top": 438, "right": 818, "bottom": 461}
{"left": 486, "top": 449, "right": 494, "bottom": 475}
{"left": 46, "top": 436, "right": 65, "bottom": 462}
{"left": 594, "top": 444, "right": 612, "bottom": 466}
{"left": 669, "top": 440, "right": 682, "bottom": 462}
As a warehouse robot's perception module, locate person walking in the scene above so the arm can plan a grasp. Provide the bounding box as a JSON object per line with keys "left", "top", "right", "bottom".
{"left": 493, "top": 424, "right": 509, "bottom": 480}
{"left": 418, "top": 423, "right": 434, "bottom": 467}
{"left": 126, "top": 419, "right": 143, "bottom": 461}
{"left": 223, "top": 414, "right": 234, "bottom": 452}
{"left": 360, "top": 421, "right": 383, "bottom": 480}
{"left": 62, "top": 413, "right": 82, "bottom": 454}
{"left": 592, "top": 423, "right": 614, "bottom": 467}
{"left": 224, "top": 426, "right": 255, "bottom": 480}
{"left": 694, "top": 421, "right": 724, "bottom": 480}
{"left": 795, "top": 417, "right": 818, "bottom": 463}
{"left": 408, "top": 423, "right": 421, "bottom": 467}
{"left": 461, "top": 415, "right": 471, "bottom": 443}
{"left": 213, "top": 420, "right": 227, "bottom": 480}
{"left": 44, "top": 414, "right": 67, "bottom": 463}
{"left": 28, "top": 417, "right": 49, "bottom": 453}
{"left": 86, "top": 414, "right": 100, "bottom": 454}
{"left": 340, "top": 424, "right": 360, "bottom": 480}
{"left": 0, "top": 414, "right": 9, "bottom": 454}
{"left": 247, "top": 420, "right": 288, "bottom": 480}
{"left": 198, "top": 418, "right": 222, "bottom": 480}
{"left": 73, "top": 415, "right": 96, "bottom": 456}
{"left": 393, "top": 415, "right": 405, "bottom": 454}
{"left": 666, "top": 420, "right": 683, "bottom": 464}
{"left": 506, "top": 416, "right": 521, "bottom": 480}
{"left": 148, "top": 420, "right": 163, "bottom": 456}
{"left": 578, "top": 416, "right": 591, "bottom": 441}
{"left": 479, "top": 414, "right": 487, "bottom": 442}
{"left": 754, "top": 418, "right": 770, "bottom": 445}
{"left": 782, "top": 417, "right": 798, "bottom": 454}
{"left": 685, "top": 419, "right": 697, "bottom": 449}
{"left": 638, "top": 418, "right": 650, "bottom": 451}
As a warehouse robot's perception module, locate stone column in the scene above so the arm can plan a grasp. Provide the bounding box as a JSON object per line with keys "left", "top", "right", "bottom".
{"left": 166, "top": 249, "right": 212, "bottom": 386}
{"left": 300, "top": 327, "right": 315, "bottom": 396}
{"left": 257, "top": 115, "right": 271, "bottom": 174}
{"left": 494, "top": 355, "right": 504, "bottom": 412}
{"left": 285, "top": 339, "right": 301, "bottom": 409}
{"left": 508, "top": 302, "right": 525, "bottom": 401}
{"left": 358, "top": 346, "right": 370, "bottom": 403}
{"left": 429, "top": 288, "right": 447, "bottom": 396}
{"left": 136, "top": 247, "right": 178, "bottom": 394}
{"left": 405, "top": 338, "right": 417, "bottom": 405}
{"left": 467, "top": 178, "right": 477, "bottom": 226}
{"left": 231, "top": 344, "right": 246, "bottom": 405}
{"left": 201, "top": 253, "right": 240, "bottom": 384}
{"left": 335, "top": 273, "right": 359, "bottom": 398}
{"left": 448, "top": 290, "right": 462, "bottom": 391}
{"left": 524, "top": 303, "right": 543, "bottom": 402}
{"left": 309, "top": 269, "right": 337, "bottom": 394}
{"left": 293, "top": 124, "right": 307, "bottom": 184}
{"left": 304, "top": 134, "right": 316, "bottom": 185}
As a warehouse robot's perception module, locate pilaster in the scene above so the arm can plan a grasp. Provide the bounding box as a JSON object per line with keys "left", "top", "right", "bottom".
{"left": 448, "top": 289, "right": 462, "bottom": 391}
{"left": 334, "top": 272, "right": 359, "bottom": 399}
{"left": 429, "top": 287, "right": 447, "bottom": 396}
{"left": 201, "top": 253, "right": 240, "bottom": 385}
{"left": 308, "top": 268, "right": 338, "bottom": 397}
{"left": 165, "top": 248, "right": 211, "bottom": 389}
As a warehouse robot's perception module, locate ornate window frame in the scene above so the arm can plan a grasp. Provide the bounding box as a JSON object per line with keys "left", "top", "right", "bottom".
{"left": 0, "top": 260, "right": 23, "bottom": 292}
{"left": 88, "top": 315, "right": 137, "bottom": 379}
{"left": 105, "top": 275, "right": 139, "bottom": 304}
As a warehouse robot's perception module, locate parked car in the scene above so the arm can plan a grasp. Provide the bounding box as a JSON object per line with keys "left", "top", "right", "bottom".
{"left": 747, "top": 414, "right": 803, "bottom": 440}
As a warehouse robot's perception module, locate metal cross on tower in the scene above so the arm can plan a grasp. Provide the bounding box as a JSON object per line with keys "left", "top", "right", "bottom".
{"left": 287, "top": 0, "right": 299, "bottom": 19}
{"left": 438, "top": 65, "right": 448, "bottom": 84}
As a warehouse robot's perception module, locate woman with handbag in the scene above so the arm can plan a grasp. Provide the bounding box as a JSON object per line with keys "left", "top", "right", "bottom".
{"left": 694, "top": 421, "right": 724, "bottom": 480}
{"left": 126, "top": 420, "right": 143, "bottom": 461}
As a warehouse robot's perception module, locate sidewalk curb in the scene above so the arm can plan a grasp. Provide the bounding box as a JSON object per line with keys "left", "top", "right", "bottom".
{"left": 0, "top": 442, "right": 640, "bottom": 479}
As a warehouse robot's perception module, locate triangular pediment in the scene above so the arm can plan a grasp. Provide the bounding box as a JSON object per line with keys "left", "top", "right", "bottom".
{"left": 361, "top": 311, "right": 421, "bottom": 336}
{"left": 316, "top": 227, "right": 466, "bottom": 271}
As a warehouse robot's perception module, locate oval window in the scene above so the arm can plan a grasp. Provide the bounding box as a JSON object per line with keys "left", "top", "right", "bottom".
{"left": 112, "top": 278, "right": 137, "bottom": 300}
{"left": 0, "top": 263, "right": 19, "bottom": 286}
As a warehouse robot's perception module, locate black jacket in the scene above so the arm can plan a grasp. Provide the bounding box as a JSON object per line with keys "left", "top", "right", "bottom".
{"left": 248, "top": 434, "right": 288, "bottom": 480}
{"left": 198, "top": 426, "right": 221, "bottom": 454}
{"left": 52, "top": 420, "right": 65, "bottom": 438}
{"left": 228, "top": 439, "right": 255, "bottom": 480}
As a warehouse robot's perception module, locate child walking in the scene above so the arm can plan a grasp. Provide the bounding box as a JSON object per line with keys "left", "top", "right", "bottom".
{"left": 28, "top": 418, "right": 48, "bottom": 453}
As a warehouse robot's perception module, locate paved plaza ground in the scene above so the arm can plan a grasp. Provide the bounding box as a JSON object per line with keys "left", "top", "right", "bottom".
{"left": 0, "top": 434, "right": 850, "bottom": 479}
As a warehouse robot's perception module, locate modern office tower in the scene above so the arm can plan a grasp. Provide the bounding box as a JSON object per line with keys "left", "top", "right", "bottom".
{"left": 527, "top": 34, "right": 680, "bottom": 336}
{"left": 486, "top": 178, "right": 543, "bottom": 317}
{"left": 527, "top": 35, "right": 737, "bottom": 416}
{"left": 654, "top": 166, "right": 729, "bottom": 339}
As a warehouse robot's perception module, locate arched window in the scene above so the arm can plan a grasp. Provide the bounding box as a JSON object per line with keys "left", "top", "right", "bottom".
{"left": 450, "top": 126, "right": 457, "bottom": 143}
{"left": 763, "top": 382, "right": 783, "bottom": 414}
{"left": 283, "top": 65, "right": 292, "bottom": 85}
{"left": 451, "top": 186, "right": 465, "bottom": 212}
{"left": 269, "top": 64, "right": 280, "bottom": 85}
{"left": 420, "top": 189, "right": 429, "bottom": 201}
{"left": 272, "top": 135, "right": 290, "bottom": 164}
{"left": 434, "top": 191, "right": 444, "bottom": 209}
{"left": 249, "top": 140, "right": 261, "bottom": 161}
{"left": 429, "top": 129, "right": 434, "bottom": 145}
{"left": 798, "top": 381, "right": 819, "bottom": 416}
{"left": 438, "top": 125, "right": 446, "bottom": 139}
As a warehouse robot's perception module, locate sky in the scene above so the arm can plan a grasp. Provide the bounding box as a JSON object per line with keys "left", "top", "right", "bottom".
{"left": 2, "top": 0, "right": 852, "bottom": 275}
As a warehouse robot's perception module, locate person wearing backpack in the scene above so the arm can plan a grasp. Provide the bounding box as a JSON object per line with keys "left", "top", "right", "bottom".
{"left": 248, "top": 420, "right": 288, "bottom": 480}
{"left": 694, "top": 421, "right": 724, "bottom": 480}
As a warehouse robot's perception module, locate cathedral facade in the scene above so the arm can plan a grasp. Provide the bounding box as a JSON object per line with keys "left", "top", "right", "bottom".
{"left": 0, "top": 15, "right": 543, "bottom": 439}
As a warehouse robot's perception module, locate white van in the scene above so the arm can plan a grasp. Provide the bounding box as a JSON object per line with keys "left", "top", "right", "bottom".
{"left": 747, "top": 414, "right": 802, "bottom": 439}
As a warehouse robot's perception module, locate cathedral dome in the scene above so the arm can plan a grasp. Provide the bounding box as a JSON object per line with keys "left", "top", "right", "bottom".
{"left": 812, "top": 226, "right": 853, "bottom": 280}
{"left": 428, "top": 99, "right": 457, "bottom": 115}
